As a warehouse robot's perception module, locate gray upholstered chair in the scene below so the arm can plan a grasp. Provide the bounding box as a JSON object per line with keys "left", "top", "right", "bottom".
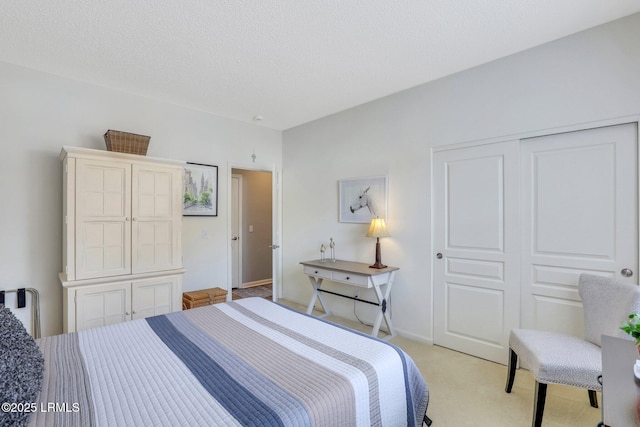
{"left": 505, "top": 273, "right": 640, "bottom": 427}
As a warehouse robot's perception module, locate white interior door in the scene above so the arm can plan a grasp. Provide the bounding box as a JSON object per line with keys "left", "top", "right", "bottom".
{"left": 272, "top": 168, "right": 282, "bottom": 301}
{"left": 231, "top": 174, "right": 242, "bottom": 289}
{"left": 433, "top": 141, "right": 520, "bottom": 364}
{"left": 520, "top": 123, "right": 638, "bottom": 336}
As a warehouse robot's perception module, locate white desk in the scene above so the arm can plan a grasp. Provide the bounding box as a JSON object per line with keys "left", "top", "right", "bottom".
{"left": 601, "top": 335, "right": 640, "bottom": 426}
{"left": 300, "top": 259, "right": 398, "bottom": 337}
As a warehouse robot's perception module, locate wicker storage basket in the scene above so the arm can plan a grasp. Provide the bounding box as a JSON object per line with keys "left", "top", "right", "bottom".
{"left": 182, "top": 287, "right": 227, "bottom": 310}
{"left": 103, "top": 130, "right": 150, "bottom": 155}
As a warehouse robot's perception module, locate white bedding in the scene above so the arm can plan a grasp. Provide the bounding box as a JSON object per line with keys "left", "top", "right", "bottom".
{"left": 31, "top": 298, "right": 429, "bottom": 426}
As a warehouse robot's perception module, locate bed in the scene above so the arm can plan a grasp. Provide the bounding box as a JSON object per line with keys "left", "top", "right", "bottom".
{"left": 3, "top": 297, "right": 429, "bottom": 426}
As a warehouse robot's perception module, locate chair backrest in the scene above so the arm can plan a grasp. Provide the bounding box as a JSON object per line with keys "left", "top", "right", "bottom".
{"left": 579, "top": 273, "right": 640, "bottom": 347}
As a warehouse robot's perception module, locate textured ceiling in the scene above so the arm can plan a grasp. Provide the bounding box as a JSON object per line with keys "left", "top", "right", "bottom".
{"left": 1, "top": 1, "right": 640, "bottom": 130}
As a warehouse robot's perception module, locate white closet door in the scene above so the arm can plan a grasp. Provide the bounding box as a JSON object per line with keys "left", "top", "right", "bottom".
{"left": 433, "top": 141, "right": 520, "bottom": 364}
{"left": 75, "top": 159, "right": 131, "bottom": 279}
{"left": 520, "top": 124, "right": 638, "bottom": 336}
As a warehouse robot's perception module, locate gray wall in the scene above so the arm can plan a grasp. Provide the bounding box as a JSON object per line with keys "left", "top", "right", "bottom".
{"left": 0, "top": 62, "right": 282, "bottom": 336}
{"left": 282, "top": 13, "right": 640, "bottom": 342}
{"left": 3, "top": 12, "right": 639, "bottom": 340}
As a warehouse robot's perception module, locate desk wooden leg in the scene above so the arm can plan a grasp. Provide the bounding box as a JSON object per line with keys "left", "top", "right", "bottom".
{"left": 306, "top": 277, "right": 331, "bottom": 316}
{"left": 371, "top": 272, "right": 396, "bottom": 337}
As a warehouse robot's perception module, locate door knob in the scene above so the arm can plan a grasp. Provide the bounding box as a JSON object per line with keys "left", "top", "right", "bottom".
{"left": 436, "top": 253, "right": 443, "bottom": 259}
{"left": 269, "top": 244, "right": 280, "bottom": 249}
{"left": 621, "top": 268, "right": 633, "bottom": 277}
{"left": 232, "top": 236, "right": 239, "bottom": 241}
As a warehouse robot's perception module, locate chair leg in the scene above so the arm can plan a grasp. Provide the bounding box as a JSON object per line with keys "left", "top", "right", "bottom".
{"left": 532, "top": 381, "right": 547, "bottom": 427}
{"left": 588, "top": 389, "right": 598, "bottom": 408}
{"left": 505, "top": 348, "right": 517, "bottom": 393}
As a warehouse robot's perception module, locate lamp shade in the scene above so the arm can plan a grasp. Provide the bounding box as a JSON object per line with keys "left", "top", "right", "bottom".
{"left": 366, "top": 217, "right": 390, "bottom": 238}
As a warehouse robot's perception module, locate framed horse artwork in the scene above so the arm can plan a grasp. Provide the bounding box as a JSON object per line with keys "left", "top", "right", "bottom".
{"left": 338, "top": 176, "right": 388, "bottom": 223}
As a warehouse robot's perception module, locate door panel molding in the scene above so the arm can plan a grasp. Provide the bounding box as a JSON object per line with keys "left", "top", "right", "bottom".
{"left": 447, "top": 258, "right": 505, "bottom": 281}
{"left": 446, "top": 155, "right": 505, "bottom": 252}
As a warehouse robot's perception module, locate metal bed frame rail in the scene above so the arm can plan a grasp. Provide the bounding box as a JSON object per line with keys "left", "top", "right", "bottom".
{"left": 0, "top": 287, "right": 41, "bottom": 338}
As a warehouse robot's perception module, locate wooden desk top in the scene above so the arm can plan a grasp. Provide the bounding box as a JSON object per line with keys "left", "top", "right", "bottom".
{"left": 300, "top": 259, "right": 398, "bottom": 276}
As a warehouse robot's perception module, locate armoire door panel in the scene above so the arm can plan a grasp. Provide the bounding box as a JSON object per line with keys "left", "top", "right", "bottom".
{"left": 76, "top": 283, "right": 131, "bottom": 331}
{"left": 131, "top": 165, "right": 182, "bottom": 273}
{"left": 136, "top": 221, "right": 172, "bottom": 244}
{"left": 133, "top": 167, "right": 176, "bottom": 217}
{"left": 132, "top": 278, "right": 174, "bottom": 320}
{"left": 75, "top": 159, "right": 131, "bottom": 279}
{"left": 80, "top": 223, "right": 127, "bottom": 275}
{"left": 133, "top": 221, "right": 175, "bottom": 272}
{"left": 81, "top": 165, "right": 127, "bottom": 216}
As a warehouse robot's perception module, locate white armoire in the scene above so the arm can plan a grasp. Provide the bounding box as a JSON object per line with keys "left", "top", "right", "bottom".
{"left": 59, "top": 146, "right": 185, "bottom": 332}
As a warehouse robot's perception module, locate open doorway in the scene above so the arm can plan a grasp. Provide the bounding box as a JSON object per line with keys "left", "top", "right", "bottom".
{"left": 230, "top": 168, "right": 273, "bottom": 301}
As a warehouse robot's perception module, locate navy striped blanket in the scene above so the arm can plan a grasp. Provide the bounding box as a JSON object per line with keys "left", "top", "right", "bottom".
{"left": 31, "top": 298, "right": 428, "bottom": 426}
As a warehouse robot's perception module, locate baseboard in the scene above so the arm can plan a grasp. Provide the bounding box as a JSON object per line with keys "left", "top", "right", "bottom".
{"left": 240, "top": 278, "right": 272, "bottom": 289}
{"left": 393, "top": 327, "right": 434, "bottom": 345}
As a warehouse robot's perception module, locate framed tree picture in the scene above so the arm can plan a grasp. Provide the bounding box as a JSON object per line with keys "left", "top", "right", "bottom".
{"left": 183, "top": 162, "right": 218, "bottom": 216}
{"left": 339, "top": 176, "right": 388, "bottom": 223}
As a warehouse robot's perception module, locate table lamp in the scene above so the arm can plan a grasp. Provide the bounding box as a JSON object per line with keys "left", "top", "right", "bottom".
{"left": 366, "top": 217, "right": 390, "bottom": 269}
